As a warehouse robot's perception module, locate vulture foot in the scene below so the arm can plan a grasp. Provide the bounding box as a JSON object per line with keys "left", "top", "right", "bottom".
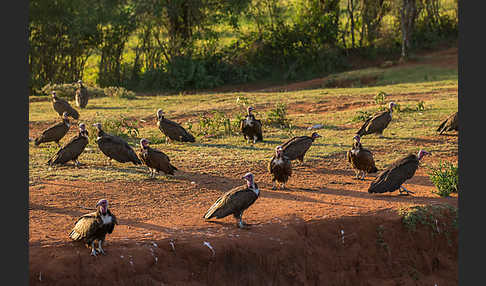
{"left": 237, "top": 220, "right": 250, "bottom": 229}
{"left": 90, "top": 249, "right": 98, "bottom": 256}
{"left": 398, "top": 186, "right": 415, "bottom": 195}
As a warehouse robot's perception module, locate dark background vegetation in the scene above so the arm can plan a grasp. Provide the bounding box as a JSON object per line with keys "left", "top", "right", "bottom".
{"left": 29, "top": 0, "right": 458, "bottom": 94}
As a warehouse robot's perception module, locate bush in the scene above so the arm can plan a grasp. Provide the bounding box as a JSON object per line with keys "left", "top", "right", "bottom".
{"left": 103, "top": 86, "right": 137, "bottom": 100}
{"left": 265, "top": 102, "right": 292, "bottom": 128}
{"left": 88, "top": 115, "right": 140, "bottom": 143}
{"left": 197, "top": 111, "right": 234, "bottom": 137}
{"left": 428, "top": 160, "right": 458, "bottom": 197}
{"left": 41, "top": 83, "right": 105, "bottom": 100}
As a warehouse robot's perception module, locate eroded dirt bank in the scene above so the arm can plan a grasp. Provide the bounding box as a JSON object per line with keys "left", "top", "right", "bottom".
{"left": 29, "top": 211, "right": 457, "bottom": 286}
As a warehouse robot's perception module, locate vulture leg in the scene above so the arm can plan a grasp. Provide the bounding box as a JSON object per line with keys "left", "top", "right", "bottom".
{"left": 74, "top": 160, "right": 80, "bottom": 168}
{"left": 235, "top": 213, "right": 249, "bottom": 229}
{"left": 90, "top": 241, "right": 98, "bottom": 256}
{"left": 353, "top": 170, "right": 360, "bottom": 180}
{"left": 253, "top": 135, "right": 258, "bottom": 144}
{"left": 399, "top": 185, "right": 415, "bottom": 195}
{"left": 97, "top": 240, "right": 106, "bottom": 255}
{"left": 282, "top": 183, "right": 287, "bottom": 190}
{"left": 271, "top": 181, "right": 277, "bottom": 190}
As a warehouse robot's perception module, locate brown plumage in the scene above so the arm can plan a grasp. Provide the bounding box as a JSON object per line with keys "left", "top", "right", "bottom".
{"left": 268, "top": 145, "right": 292, "bottom": 190}
{"left": 356, "top": 102, "right": 396, "bottom": 137}
{"left": 47, "top": 123, "right": 89, "bottom": 167}
{"left": 437, "top": 111, "right": 458, "bottom": 135}
{"left": 281, "top": 132, "right": 321, "bottom": 163}
{"left": 51, "top": 91, "right": 79, "bottom": 120}
{"left": 203, "top": 172, "right": 260, "bottom": 228}
{"left": 347, "top": 135, "right": 378, "bottom": 180}
{"left": 69, "top": 199, "right": 118, "bottom": 256}
{"left": 34, "top": 112, "right": 71, "bottom": 146}
{"left": 75, "top": 80, "right": 89, "bottom": 109}
{"left": 368, "top": 150, "right": 431, "bottom": 195}
{"left": 240, "top": 106, "right": 263, "bottom": 143}
{"left": 138, "top": 138, "right": 178, "bottom": 178}
{"left": 93, "top": 123, "right": 142, "bottom": 165}
{"left": 156, "top": 109, "right": 195, "bottom": 143}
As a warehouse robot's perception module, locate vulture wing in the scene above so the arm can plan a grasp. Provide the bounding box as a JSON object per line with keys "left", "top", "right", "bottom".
{"left": 368, "top": 154, "right": 419, "bottom": 193}
{"left": 69, "top": 212, "right": 100, "bottom": 241}
{"left": 357, "top": 111, "right": 391, "bottom": 136}
{"left": 97, "top": 135, "right": 141, "bottom": 164}
{"left": 47, "top": 135, "right": 88, "bottom": 166}
{"left": 145, "top": 147, "right": 178, "bottom": 175}
{"left": 203, "top": 186, "right": 258, "bottom": 219}
{"left": 437, "top": 112, "right": 458, "bottom": 134}
{"left": 354, "top": 148, "right": 378, "bottom": 173}
{"left": 159, "top": 119, "right": 195, "bottom": 142}
{"left": 54, "top": 99, "right": 80, "bottom": 120}
{"left": 75, "top": 87, "right": 89, "bottom": 108}
{"left": 34, "top": 122, "right": 69, "bottom": 145}
{"left": 281, "top": 136, "right": 312, "bottom": 161}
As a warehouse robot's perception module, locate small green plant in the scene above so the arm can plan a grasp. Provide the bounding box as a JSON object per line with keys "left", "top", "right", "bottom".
{"left": 428, "top": 161, "right": 458, "bottom": 197}
{"left": 374, "top": 91, "right": 387, "bottom": 105}
{"left": 103, "top": 86, "right": 137, "bottom": 100}
{"left": 197, "top": 111, "right": 234, "bottom": 137}
{"left": 352, "top": 110, "right": 373, "bottom": 122}
{"left": 265, "top": 102, "right": 292, "bottom": 128}
{"left": 395, "top": 101, "right": 426, "bottom": 113}
{"left": 88, "top": 115, "right": 140, "bottom": 142}
{"left": 398, "top": 204, "right": 457, "bottom": 232}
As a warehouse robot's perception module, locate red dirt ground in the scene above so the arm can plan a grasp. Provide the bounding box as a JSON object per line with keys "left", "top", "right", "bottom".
{"left": 29, "top": 48, "right": 458, "bottom": 285}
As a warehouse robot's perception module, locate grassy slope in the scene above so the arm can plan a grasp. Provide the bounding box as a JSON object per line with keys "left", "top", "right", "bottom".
{"left": 29, "top": 58, "right": 458, "bottom": 184}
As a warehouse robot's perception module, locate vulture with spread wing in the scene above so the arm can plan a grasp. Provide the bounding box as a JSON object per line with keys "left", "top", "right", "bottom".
{"left": 347, "top": 135, "right": 378, "bottom": 180}
{"left": 47, "top": 123, "right": 89, "bottom": 167}
{"left": 51, "top": 91, "right": 79, "bottom": 120}
{"left": 93, "top": 123, "right": 142, "bottom": 165}
{"left": 281, "top": 132, "right": 321, "bottom": 163}
{"left": 240, "top": 106, "right": 263, "bottom": 143}
{"left": 69, "top": 199, "right": 118, "bottom": 256}
{"left": 368, "top": 150, "right": 431, "bottom": 195}
{"left": 156, "top": 109, "right": 195, "bottom": 143}
{"left": 75, "top": 80, "right": 89, "bottom": 109}
{"left": 437, "top": 111, "right": 458, "bottom": 135}
{"left": 138, "top": 138, "right": 178, "bottom": 177}
{"left": 356, "top": 102, "right": 396, "bottom": 137}
{"left": 268, "top": 145, "right": 292, "bottom": 190}
{"left": 34, "top": 112, "right": 71, "bottom": 146}
{"left": 203, "top": 172, "right": 260, "bottom": 228}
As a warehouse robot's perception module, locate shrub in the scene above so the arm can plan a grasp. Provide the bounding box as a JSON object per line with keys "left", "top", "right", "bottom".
{"left": 352, "top": 110, "right": 373, "bottom": 122}
{"left": 41, "top": 83, "right": 105, "bottom": 100}
{"left": 197, "top": 111, "right": 234, "bottom": 137}
{"left": 88, "top": 115, "right": 140, "bottom": 143}
{"left": 428, "top": 161, "right": 458, "bottom": 197}
{"left": 398, "top": 204, "right": 458, "bottom": 232}
{"left": 265, "top": 102, "right": 292, "bottom": 128}
{"left": 103, "top": 86, "right": 137, "bottom": 100}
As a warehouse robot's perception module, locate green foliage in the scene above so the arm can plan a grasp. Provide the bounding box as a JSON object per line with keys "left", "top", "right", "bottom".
{"left": 265, "top": 102, "right": 292, "bottom": 128}
{"left": 88, "top": 115, "right": 140, "bottom": 143}
{"left": 197, "top": 111, "right": 235, "bottom": 137}
{"left": 395, "top": 101, "right": 426, "bottom": 113}
{"left": 352, "top": 110, "right": 373, "bottom": 122}
{"left": 428, "top": 160, "right": 458, "bottom": 197}
{"left": 103, "top": 86, "right": 137, "bottom": 100}
{"left": 40, "top": 83, "right": 105, "bottom": 100}
{"left": 398, "top": 204, "right": 458, "bottom": 232}
{"left": 374, "top": 91, "right": 387, "bottom": 105}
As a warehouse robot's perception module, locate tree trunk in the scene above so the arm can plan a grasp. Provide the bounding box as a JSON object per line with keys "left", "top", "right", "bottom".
{"left": 400, "top": 0, "right": 418, "bottom": 59}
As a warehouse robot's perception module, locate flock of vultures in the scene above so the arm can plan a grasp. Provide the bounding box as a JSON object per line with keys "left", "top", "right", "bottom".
{"left": 30, "top": 82, "right": 458, "bottom": 256}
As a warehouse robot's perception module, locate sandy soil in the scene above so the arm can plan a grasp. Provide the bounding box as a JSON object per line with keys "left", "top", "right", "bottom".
{"left": 29, "top": 47, "right": 458, "bottom": 285}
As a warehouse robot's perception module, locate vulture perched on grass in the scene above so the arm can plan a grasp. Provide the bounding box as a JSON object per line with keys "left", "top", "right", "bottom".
{"left": 437, "top": 111, "right": 458, "bottom": 135}
{"left": 93, "top": 123, "right": 142, "bottom": 165}
{"left": 203, "top": 172, "right": 260, "bottom": 228}
{"left": 138, "top": 138, "right": 178, "bottom": 178}
{"left": 75, "top": 80, "right": 89, "bottom": 109}
{"left": 51, "top": 91, "right": 79, "bottom": 120}
{"left": 34, "top": 112, "right": 71, "bottom": 147}
{"left": 356, "top": 102, "right": 396, "bottom": 137}
{"left": 346, "top": 134, "right": 378, "bottom": 180}
{"left": 240, "top": 106, "right": 263, "bottom": 143}
{"left": 268, "top": 145, "right": 292, "bottom": 190}
{"left": 281, "top": 132, "right": 321, "bottom": 163}
{"left": 47, "top": 123, "right": 89, "bottom": 167}
{"left": 69, "top": 199, "right": 118, "bottom": 256}
{"left": 156, "top": 109, "right": 195, "bottom": 143}
{"left": 368, "top": 149, "right": 431, "bottom": 195}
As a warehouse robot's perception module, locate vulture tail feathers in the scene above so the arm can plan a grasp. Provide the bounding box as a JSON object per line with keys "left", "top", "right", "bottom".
{"left": 203, "top": 197, "right": 223, "bottom": 219}
{"left": 69, "top": 230, "right": 82, "bottom": 241}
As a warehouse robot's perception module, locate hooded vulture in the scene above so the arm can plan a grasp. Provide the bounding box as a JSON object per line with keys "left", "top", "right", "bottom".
{"left": 75, "top": 80, "right": 89, "bottom": 109}
{"left": 203, "top": 172, "right": 260, "bottom": 228}
{"left": 437, "top": 111, "right": 458, "bottom": 135}
{"left": 156, "top": 109, "right": 195, "bottom": 143}
{"left": 268, "top": 145, "right": 292, "bottom": 190}
{"left": 356, "top": 102, "right": 396, "bottom": 137}
{"left": 347, "top": 135, "right": 378, "bottom": 180}
{"left": 368, "top": 150, "right": 431, "bottom": 195}
{"left": 93, "top": 123, "right": 142, "bottom": 165}
{"left": 138, "top": 138, "right": 178, "bottom": 177}
{"left": 240, "top": 106, "right": 263, "bottom": 143}
{"left": 34, "top": 112, "right": 71, "bottom": 147}
{"left": 281, "top": 132, "right": 321, "bottom": 163}
{"left": 47, "top": 123, "right": 89, "bottom": 167}
{"left": 69, "top": 199, "right": 118, "bottom": 256}
{"left": 51, "top": 91, "right": 79, "bottom": 120}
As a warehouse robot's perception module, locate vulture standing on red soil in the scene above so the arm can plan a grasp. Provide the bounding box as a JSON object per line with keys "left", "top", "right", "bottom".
{"left": 347, "top": 134, "right": 378, "bottom": 180}
{"left": 75, "top": 80, "right": 89, "bottom": 109}
{"left": 268, "top": 145, "right": 292, "bottom": 190}
{"left": 34, "top": 112, "right": 71, "bottom": 147}
{"left": 281, "top": 132, "right": 321, "bottom": 163}
{"left": 51, "top": 91, "right": 80, "bottom": 120}
{"left": 240, "top": 106, "right": 263, "bottom": 143}
{"left": 356, "top": 102, "right": 396, "bottom": 137}
{"left": 156, "top": 109, "right": 196, "bottom": 143}
{"left": 368, "top": 149, "right": 431, "bottom": 195}
{"left": 138, "top": 138, "right": 178, "bottom": 177}
{"left": 69, "top": 199, "right": 118, "bottom": 256}
{"left": 203, "top": 172, "right": 260, "bottom": 228}
{"left": 93, "top": 123, "right": 142, "bottom": 165}
{"left": 436, "top": 111, "right": 458, "bottom": 135}
{"left": 47, "top": 123, "right": 89, "bottom": 167}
